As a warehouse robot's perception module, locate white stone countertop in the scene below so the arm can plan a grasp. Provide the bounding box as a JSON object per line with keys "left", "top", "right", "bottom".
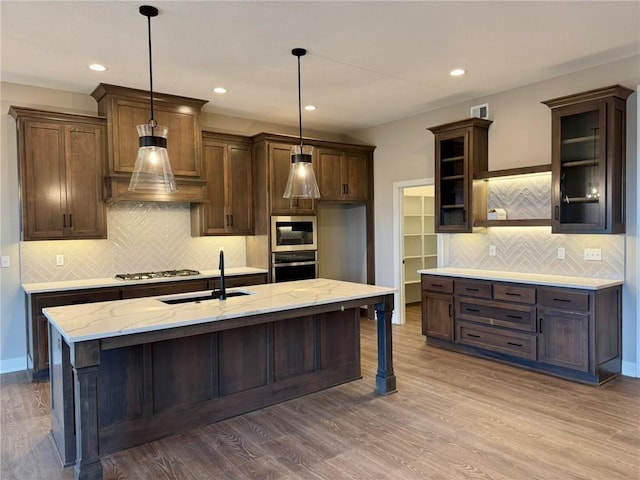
{"left": 418, "top": 268, "right": 622, "bottom": 290}
{"left": 43, "top": 278, "right": 395, "bottom": 344}
{"left": 22, "top": 267, "right": 268, "bottom": 294}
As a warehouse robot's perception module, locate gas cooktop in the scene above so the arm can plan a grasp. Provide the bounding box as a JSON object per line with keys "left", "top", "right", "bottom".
{"left": 115, "top": 269, "right": 201, "bottom": 281}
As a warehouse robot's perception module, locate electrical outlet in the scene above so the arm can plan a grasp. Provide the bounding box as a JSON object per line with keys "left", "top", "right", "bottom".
{"left": 1, "top": 256, "right": 9, "bottom": 268}
{"left": 557, "top": 247, "right": 565, "bottom": 260}
{"left": 489, "top": 245, "right": 496, "bottom": 257}
{"left": 583, "top": 248, "right": 602, "bottom": 261}
{"left": 56, "top": 254, "right": 64, "bottom": 266}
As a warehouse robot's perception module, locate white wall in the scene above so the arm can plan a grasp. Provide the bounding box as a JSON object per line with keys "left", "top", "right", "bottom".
{"left": 353, "top": 56, "right": 640, "bottom": 376}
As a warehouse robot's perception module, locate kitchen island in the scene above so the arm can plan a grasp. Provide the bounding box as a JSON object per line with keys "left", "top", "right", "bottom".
{"left": 44, "top": 278, "right": 396, "bottom": 480}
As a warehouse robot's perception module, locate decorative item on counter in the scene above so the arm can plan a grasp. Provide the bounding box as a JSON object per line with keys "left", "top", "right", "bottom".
{"left": 487, "top": 208, "right": 507, "bottom": 220}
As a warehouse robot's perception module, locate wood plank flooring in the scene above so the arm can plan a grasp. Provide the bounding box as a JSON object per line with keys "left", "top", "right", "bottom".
{"left": 2, "top": 304, "right": 639, "bottom": 479}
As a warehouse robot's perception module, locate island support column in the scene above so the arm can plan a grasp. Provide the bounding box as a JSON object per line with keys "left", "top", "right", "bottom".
{"left": 71, "top": 340, "right": 103, "bottom": 480}
{"left": 374, "top": 293, "right": 396, "bottom": 395}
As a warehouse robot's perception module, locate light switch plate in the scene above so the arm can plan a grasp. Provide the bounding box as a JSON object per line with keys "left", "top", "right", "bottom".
{"left": 56, "top": 254, "right": 64, "bottom": 266}
{"left": 1, "top": 256, "right": 9, "bottom": 268}
{"left": 583, "top": 248, "right": 602, "bottom": 261}
{"left": 489, "top": 245, "right": 496, "bottom": 257}
{"left": 557, "top": 247, "right": 565, "bottom": 260}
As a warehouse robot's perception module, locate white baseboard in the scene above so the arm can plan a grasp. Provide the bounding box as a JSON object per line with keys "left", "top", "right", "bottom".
{"left": 621, "top": 360, "right": 638, "bottom": 378}
{"left": 0, "top": 356, "right": 27, "bottom": 375}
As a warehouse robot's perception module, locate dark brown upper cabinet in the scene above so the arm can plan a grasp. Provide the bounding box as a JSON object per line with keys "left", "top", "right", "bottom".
{"left": 316, "top": 148, "right": 371, "bottom": 202}
{"left": 10, "top": 107, "right": 107, "bottom": 241}
{"left": 543, "top": 85, "right": 633, "bottom": 234}
{"left": 91, "top": 83, "right": 209, "bottom": 203}
{"left": 191, "top": 132, "right": 253, "bottom": 236}
{"left": 428, "top": 118, "right": 492, "bottom": 233}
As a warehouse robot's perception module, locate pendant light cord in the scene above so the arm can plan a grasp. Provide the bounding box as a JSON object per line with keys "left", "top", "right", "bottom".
{"left": 146, "top": 12, "right": 155, "bottom": 128}
{"left": 297, "top": 54, "right": 303, "bottom": 147}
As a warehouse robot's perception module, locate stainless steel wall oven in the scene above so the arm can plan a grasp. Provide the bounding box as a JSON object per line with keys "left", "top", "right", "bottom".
{"left": 271, "top": 250, "right": 318, "bottom": 283}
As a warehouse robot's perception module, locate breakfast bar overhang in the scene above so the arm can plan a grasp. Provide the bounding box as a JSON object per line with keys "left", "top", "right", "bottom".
{"left": 43, "top": 279, "right": 396, "bottom": 480}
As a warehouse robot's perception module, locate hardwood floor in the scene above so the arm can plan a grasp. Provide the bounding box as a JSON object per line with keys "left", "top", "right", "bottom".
{"left": 2, "top": 304, "right": 639, "bottom": 479}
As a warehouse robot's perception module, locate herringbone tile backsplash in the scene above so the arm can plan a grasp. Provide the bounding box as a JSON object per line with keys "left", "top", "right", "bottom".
{"left": 21, "top": 203, "right": 247, "bottom": 283}
{"left": 446, "top": 174, "right": 624, "bottom": 279}
{"left": 444, "top": 228, "right": 624, "bottom": 279}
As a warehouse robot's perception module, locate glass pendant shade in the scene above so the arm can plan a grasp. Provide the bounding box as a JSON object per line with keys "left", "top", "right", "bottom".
{"left": 128, "top": 123, "right": 178, "bottom": 192}
{"left": 283, "top": 145, "right": 320, "bottom": 199}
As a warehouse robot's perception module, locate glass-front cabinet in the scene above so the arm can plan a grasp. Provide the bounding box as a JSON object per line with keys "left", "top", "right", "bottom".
{"left": 544, "top": 85, "right": 632, "bottom": 234}
{"left": 428, "top": 118, "right": 491, "bottom": 233}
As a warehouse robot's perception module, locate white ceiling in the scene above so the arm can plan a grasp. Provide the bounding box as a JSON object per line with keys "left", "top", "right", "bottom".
{"left": 1, "top": 1, "right": 639, "bottom": 134}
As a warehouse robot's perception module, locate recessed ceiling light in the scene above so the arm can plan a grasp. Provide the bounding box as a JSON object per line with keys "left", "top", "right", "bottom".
{"left": 212, "top": 87, "right": 228, "bottom": 94}
{"left": 304, "top": 105, "right": 316, "bottom": 111}
{"left": 450, "top": 68, "right": 466, "bottom": 77}
{"left": 89, "top": 64, "right": 107, "bottom": 72}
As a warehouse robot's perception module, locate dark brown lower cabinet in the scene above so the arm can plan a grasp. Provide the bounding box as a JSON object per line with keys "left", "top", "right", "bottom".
{"left": 50, "top": 305, "right": 361, "bottom": 467}
{"left": 28, "top": 273, "right": 268, "bottom": 381}
{"left": 421, "top": 274, "right": 621, "bottom": 385}
{"left": 421, "top": 276, "right": 454, "bottom": 341}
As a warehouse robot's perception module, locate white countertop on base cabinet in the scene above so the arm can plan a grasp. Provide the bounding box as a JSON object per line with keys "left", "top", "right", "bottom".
{"left": 418, "top": 268, "right": 622, "bottom": 290}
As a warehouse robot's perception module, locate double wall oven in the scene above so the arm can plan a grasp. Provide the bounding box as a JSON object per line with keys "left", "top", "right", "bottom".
{"left": 271, "top": 216, "right": 318, "bottom": 283}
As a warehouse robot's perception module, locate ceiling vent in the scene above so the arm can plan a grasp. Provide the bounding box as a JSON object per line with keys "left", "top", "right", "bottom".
{"left": 471, "top": 103, "right": 489, "bottom": 119}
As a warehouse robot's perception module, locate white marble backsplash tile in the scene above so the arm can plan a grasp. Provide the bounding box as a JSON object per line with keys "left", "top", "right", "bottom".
{"left": 20, "top": 203, "right": 247, "bottom": 283}
{"left": 444, "top": 227, "right": 624, "bottom": 279}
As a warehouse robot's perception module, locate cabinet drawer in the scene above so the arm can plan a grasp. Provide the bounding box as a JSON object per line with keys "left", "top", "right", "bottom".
{"left": 494, "top": 284, "right": 536, "bottom": 305}
{"left": 35, "top": 288, "right": 121, "bottom": 311}
{"left": 121, "top": 279, "right": 210, "bottom": 299}
{"left": 456, "top": 297, "right": 536, "bottom": 332}
{"left": 539, "top": 288, "right": 589, "bottom": 312}
{"left": 455, "top": 279, "right": 492, "bottom": 299}
{"left": 457, "top": 321, "right": 537, "bottom": 360}
{"left": 421, "top": 276, "right": 453, "bottom": 294}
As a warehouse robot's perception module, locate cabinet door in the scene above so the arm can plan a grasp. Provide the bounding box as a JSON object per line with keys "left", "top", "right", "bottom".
{"left": 538, "top": 307, "right": 589, "bottom": 372}
{"left": 227, "top": 143, "right": 253, "bottom": 234}
{"left": 421, "top": 291, "right": 453, "bottom": 341}
{"left": 317, "top": 149, "right": 343, "bottom": 200}
{"left": 108, "top": 99, "right": 202, "bottom": 177}
{"left": 551, "top": 100, "right": 607, "bottom": 233}
{"left": 64, "top": 125, "right": 106, "bottom": 238}
{"left": 434, "top": 129, "right": 470, "bottom": 232}
{"left": 269, "top": 143, "right": 315, "bottom": 214}
{"left": 22, "top": 121, "right": 67, "bottom": 239}
{"left": 344, "top": 152, "right": 368, "bottom": 201}
{"left": 200, "top": 140, "right": 227, "bottom": 234}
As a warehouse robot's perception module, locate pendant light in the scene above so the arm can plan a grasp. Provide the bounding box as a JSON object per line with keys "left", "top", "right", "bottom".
{"left": 283, "top": 48, "right": 320, "bottom": 199}
{"left": 128, "top": 5, "right": 178, "bottom": 193}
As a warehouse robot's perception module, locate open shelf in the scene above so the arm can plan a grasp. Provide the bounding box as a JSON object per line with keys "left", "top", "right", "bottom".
{"left": 474, "top": 219, "right": 552, "bottom": 227}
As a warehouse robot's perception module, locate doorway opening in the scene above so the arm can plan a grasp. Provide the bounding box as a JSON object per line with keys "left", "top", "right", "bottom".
{"left": 392, "top": 178, "right": 441, "bottom": 324}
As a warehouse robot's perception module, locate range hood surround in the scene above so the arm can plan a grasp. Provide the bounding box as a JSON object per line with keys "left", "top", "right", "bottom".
{"left": 91, "top": 83, "right": 209, "bottom": 203}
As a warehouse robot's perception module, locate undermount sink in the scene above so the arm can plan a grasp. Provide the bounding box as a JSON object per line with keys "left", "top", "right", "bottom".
{"left": 160, "top": 290, "right": 253, "bottom": 305}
